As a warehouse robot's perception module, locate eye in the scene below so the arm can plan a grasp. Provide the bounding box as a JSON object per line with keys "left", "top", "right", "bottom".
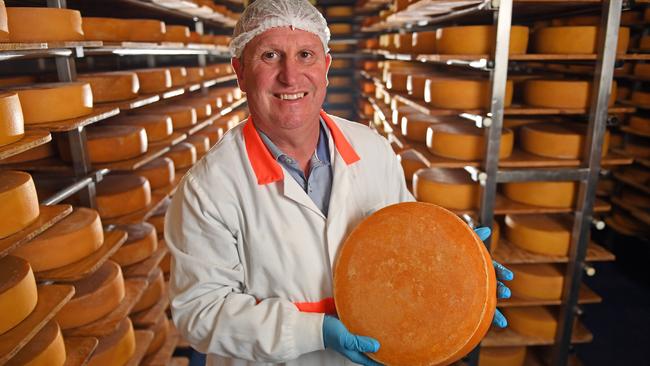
{"left": 299, "top": 51, "right": 314, "bottom": 60}
{"left": 262, "top": 51, "right": 279, "bottom": 61}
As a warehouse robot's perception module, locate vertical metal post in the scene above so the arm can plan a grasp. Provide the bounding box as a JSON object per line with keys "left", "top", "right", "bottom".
{"left": 196, "top": 21, "right": 208, "bottom": 94}
{"left": 551, "top": 1, "right": 621, "bottom": 365}
{"left": 46, "top": 0, "right": 66, "bottom": 8}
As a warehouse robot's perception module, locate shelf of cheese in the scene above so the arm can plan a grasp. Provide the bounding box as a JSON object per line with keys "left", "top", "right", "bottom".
{"left": 498, "top": 284, "right": 601, "bottom": 308}
{"left": 481, "top": 320, "right": 592, "bottom": 347}
{"left": 124, "top": 329, "right": 155, "bottom": 366}
{"left": 22, "top": 106, "right": 120, "bottom": 133}
{"left": 62, "top": 336, "right": 99, "bottom": 366}
{"left": 0, "top": 204, "right": 72, "bottom": 257}
{"left": 131, "top": 287, "right": 170, "bottom": 328}
{"left": 611, "top": 197, "right": 650, "bottom": 227}
{"left": 0, "top": 129, "right": 51, "bottom": 161}
{"left": 492, "top": 239, "right": 614, "bottom": 264}
{"left": 122, "top": 246, "right": 168, "bottom": 280}
{"left": 141, "top": 322, "right": 180, "bottom": 366}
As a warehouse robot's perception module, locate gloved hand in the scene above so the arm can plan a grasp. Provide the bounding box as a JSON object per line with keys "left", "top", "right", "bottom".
{"left": 323, "top": 315, "right": 383, "bottom": 366}
{"left": 474, "top": 227, "right": 514, "bottom": 328}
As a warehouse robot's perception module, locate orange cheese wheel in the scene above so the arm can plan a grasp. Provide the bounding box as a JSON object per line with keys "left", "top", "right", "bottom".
{"left": 629, "top": 116, "right": 650, "bottom": 133}
{"left": 6, "top": 7, "right": 83, "bottom": 42}
{"left": 395, "top": 33, "right": 413, "bottom": 54}
{"left": 186, "top": 67, "right": 205, "bottom": 83}
{"left": 55, "top": 260, "right": 125, "bottom": 329}
{"left": 331, "top": 59, "right": 353, "bottom": 69}
{"left": 82, "top": 17, "right": 130, "bottom": 42}
{"left": 631, "top": 90, "right": 650, "bottom": 105}
{"left": 411, "top": 31, "right": 436, "bottom": 54}
{"left": 503, "top": 181, "right": 577, "bottom": 208}
{"left": 0, "top": 1, "right": 7, "bottom": 41}
{"left": 164, "top": 25, "right": 190, "bottom": 43}
{"left": 96, "top": 175, "right": 152, "bottom": 219}
{"left": 427, "top": 78, "right": 514, "bottom": 109}
{"left": 77, "top": 71, "right": 140, "bottom": 102}
{"left": 208, "top": 86, "right": 234, "bottom": 103}
{"left": 132, "top": 268, "right": 164, "bottom": 313}
{"left": 111, "top": 223, "right": 158, "bottom": 266}
{"left": 165, "top": 142, "right": 197, "bottom": 169}
{"left": 426, "top": 123, "right": 514, "bottom": 160}
{"left": 479, "top": 347, "right": 526, "bottom": 366}
{"left": 505, "top": 214, "right": 572, "bottom": 256}
{"left": 0, "top": 171, "right": 39, "bottom": 239}
{"left": 400, "top": 114, "right": 454, "bottom": 142}
{"left": 150, "top": 105, "right": 197, "bottom": 129}
{"left": 137, "top": 157, "right": 175, "bottom": 190}
{"left": 12, "top": 208, "right": 104, "bottom": 271}
{"left": 508, "top": 264, "right": 564, "bottom": 300}
{"left": 186, "top": 134, "right": 210, "bottom": 158}
{"left": 77, "top": 125, "right": 147, "bottom": 163}
{"left": 407, "top": 74, "right": 429, "bottom": 99}
{"left": 489, "top": 221, "right": 500, "bottom": 253}
{"left": 520, "top": 122, "right": 611, "bottom": 159}
{"left": 329, "top": 23, "right": 352, "bottom": 35}
{"left": 0, "top": 92, "right": 25, "bottom": 147}
{"left": 502, "top": 306, "right": 557, "bottom": 339}
{"left": 413, "top": 168, "right": 479, "bottom": 210}
{"left": 387, "top": 71, "right": 408, "bottom": 92}
{"left": 8, "top": 321, "right": 66, "bottom": 366}
{"left": 397, "top": 150, "right": 427, "bottom": 182}
{"left": 325, "top": 6, "right": 353, "bottom": 16}
{"left": 641, "top": 35, "right": 650, "bottom": 50}
{"left": 334, "top": 202, "right": 496, "bottom": 366}
{"left": 523, "top": 80, "right": 617, "bottom": 109}
{"left": 87, "top": 317, "right": 136, "bottom": 366}
{"left": 125, "top": 19, "right": 166, "bottom": 42}
{"left": 9, "top": 82, "right": 93, "bottom": 124}
{"left": 168, "top": 67, "right": 188, "bottom": 87}
{"left": 133, "top": 69, "right": 172, "bottom": 94}
{"left": 107, "top": 114, "right": 173, "bottom": 143}
{"left": 436, "top": 25, "right": 529, "bottom": 55}
{"left": 146, "top": 313, "right": 169, "bottom": 356}
{"left": 196, "top": 127, "right": 221, "bottom": 146}
{"left": 329, "top": 76, "right": 352, "bottom": 88}
{"left": 0, "top": 142, "right": 54, "bottom": 165}
{"left": 180, "top": 99, "right": 212, "bottom": 119}
{"left": 325, "top": 93, "right": 350, "bottom": 104}
{"left": 0, "top": 256, "right": 37, "bottom": 335}
{"left": 533, "top": 26, "right": 630, "bottom": 54}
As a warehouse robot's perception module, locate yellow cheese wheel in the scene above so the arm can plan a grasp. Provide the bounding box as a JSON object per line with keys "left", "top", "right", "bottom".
{"left": 505, "top": 214, "right": 572, "bottom": 256}
{"left": 436, "top": 25, "right": 529, "bottom": 55}
{"left": 427, "top": 78, "right": 514, "bottom": 109}
{"left": 413, "top": 168, "right": 479, "bottom": 210}
{"left": 0, "top": 1, "right": 7, "bottom": 41}
{"left": 330, "top": 23, "right": 352, "bottom": 35}
{"left": 520, "top": 122, "right": 611, "bottom": 159}
{"left": 0, "top": 92, "right": 25, "bottom": 147}
{"left": 400, "top": 114, "right": 458, "bottom": 143}
{"left": 508, "top": 264, "right": 564, "bottom": 300}
{"left": 164, "top": 25, "right": 190, "bottom": 43}
{"left": 132, "top": 268, "right": 164, "bottom": 313}
{"left": 629, "top": 116, "right": 650, "bottom": 133}
{"left": 9, "top": 82, "right": 93, "bottom": 124}
{"left": 326, "top": 6, "right": 353, "bottom": 17}
{"left": 503, "top": 306, "right": 557, "bottom": 339}
{"left": 146, "top": 313, "right": 169, "bottom": 356}
{"left": 137, "top": 157, "right": 175, "bottom": 190}
{"left": 125, "top": 19, "right": 166, "bottom": 42}
{"left": 149, "top": 105, "right": 197, "bottom": 129}
{"left": 533, "top": 26, "right": 630, "bottom": 54}
{"left": 523, "top": 80, "right": 617, "bottom": 109}
{"left": 411, "top": 31, "right": 436, "bottom": 54}
{"left": 111, "top": 223, "right": 158, "bottom": 266}
{"left": 397, "top": 150, "right": 427, "bottom": 182}
{"left": 107, "top": 114, "right": 173, "bottom": 143}
{"left": 0, "top": 75, "right": 36, "bottom": 88}
{"left": 180, "top": 98, "right": 212, "bottom": 119}
{"left": 186, "top": 134, "right": 210, "bottom": 158}
{"left": 87, "top": 317, "right": 136, "bottom": 366}
{"left": 133, "top": 69, "right": 172, "bottom": 94}
{"left": 96, "top": 175, "right": 152, "bottom": 219}
{"left": 631, "top": 90, "right": 650, "bottom": 105}
{"left": 82, "top": 17, "right": 130, "bottom": 42}
{"left": 186, "top": 67, "right": 205, "bottom": 83}
{"left": 479, "top": 347, "right": 526, "bottom": 366}
{"left": 0, "top": 142, "right": 54, "bottom": 165}
{"left": 0, "top": 256, "right": 37, "bottom": 335}
{"left": 503, "top": 181, "right": 577, "bottom": 208}
{"left": 77, "top": 72, "right": 140, "bottom": 102}
{"left": 0, "top": 171, "right": 39, "bottom": 239}
{"left": 55, "top": 260, "right": 125, "bottom": 329}
{"left": 8, "top": 321, "right": 65, "bottom": 366}
{"left": 165, "top": 142, "right": 197, "bottom": 169}
{"left": 6, "top": 7, "right": 83, "bottom": 42}
{"left": 12, "top": 208, "right": 104, "bottom": 271}
{"left": 168, "top": 67, "right": 188, "bottom": 87}
{"left": 77, "top": 125, "right": 147, "bottom": 163}
{"left": 426, "top": 123, "right": 514, "bottom": 160}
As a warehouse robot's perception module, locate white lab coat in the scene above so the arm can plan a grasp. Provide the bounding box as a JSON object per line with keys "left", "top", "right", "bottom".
{"left": 165, "top": 111, "right": 414, "bottom": 366}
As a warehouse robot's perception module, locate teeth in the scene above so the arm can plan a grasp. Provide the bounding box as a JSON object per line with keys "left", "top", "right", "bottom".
{"left": 279, "top": 93, "right": 305, "bottom": 100}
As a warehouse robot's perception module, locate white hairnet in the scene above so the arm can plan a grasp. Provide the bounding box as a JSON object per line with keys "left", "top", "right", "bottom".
{"left": 229, "top": 0, "right": 330, "bottom": 58}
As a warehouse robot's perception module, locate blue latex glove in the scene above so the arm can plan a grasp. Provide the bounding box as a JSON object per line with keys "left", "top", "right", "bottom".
{"left": 323, "top": 316, "right": 383, "bottom": 366}
{"left": 474, "top": 227, "right": 514, "bottom": 328}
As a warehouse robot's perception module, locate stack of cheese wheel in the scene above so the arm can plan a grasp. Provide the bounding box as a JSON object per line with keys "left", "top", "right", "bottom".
{"left": 426, "top": 77, "right": 514, "bottom": 109}
{"left": 186, "top": 67, "right": 205, "bottom": 83}
{"left": 107, "top": 114, "right": 173, "bottom": 143}
{"left": 159, "top": 251, "right": 172, "bottom": 279}
{"left": 131, "top": 268, "right": 165, "bottom": 314}
{"left": 146, "top": 105, "right": 197, "bottom": 130}
{"left": 520, "top": 122, "right": 611, "bottom": 159}
{"left": 436, "top": 25, "right": 530, "bottom": 55}
{"left": 165, "top": 142, "right": 197, "bottom": 170}
{"left": 144, "top": 312, "right": 170, "bottom": 358}
{"left": 8, "top": 320, "right": 66, "bottom": 365}
{"left": 505, "top": 214, "right": 572, "bottom": 256}
{"left": 168, "top": 67, "right": 188, "bottom": 87}
{"left": 58, "top": 125, "right": 148, "bottom": 163}
{"left": 629, "top": 115, "right": 650, "bottom": 133}
{"left": 426, "top": 122, "right": 514, "bottom": 160}
{"left": 133, "top": 68, "right": 172, "bottom": 94}
{"left": 164, "top": 25, "right": 190, "bottom": 43}
{"left": 111, "top": 223, "right": 158, "bottom": 266}
{"left": 523, "top": 80, "right": 617, "bottom": 109}
{"left": 0, "top": 92, "right": 25, "bottom": 147}
{"left": 186, "top": 134, "right": 211, "bottom": 159}
{"left": 0, "top": 256, "right": 38, "bottom": 336}
{"left": 77, "top": 71, "right": 140, "bottom": 102}
{"left": 126, "top": 19, "right": 166, "bottom": 42}
{"left": 507, "top": 264, "right": 564, "bottom": 300}
{"left": 8, "top": 82, "right": 93, "bottom": 124}
{"left": 87, "top": 317, "right": 136, "bottom": 366}
{"left": 479, "top": 347, "right": 526, "bottom": 366}
{"left": 502, "top": 306, "right": 558, "bottom": 339}
{"left": 503, "top": 181, "right": 577, "bottom": 208}
{"left": 413, "top": 168, "right": 479, "bottom": 210}
{"left": 400, "top": 113, "right": 456, "bottom": 142}
{"left": 82, "top": 17, "right": 130, "bottom": 42}
{"left": 533, "top": 26, "right": 630, "bottom": 54}
{"left": 12, "top": 208, "right": 104, "bottom": 271}
{"left": 5, "top": 7, "right": 84, "bottom": 42}
{"left": 396, "top": 150, "right": 428, "bottom": 182}
{"left": 180, "top": 98, "right": 213, "bottom": 119}
{"left": 136, "top": 157, "right": 175, "bottom": 190}
{"left": 411, "top": 31, "right": 436, "bottom": 54}
{"left": 0, "top": 171, "right": 39, "bottom": 239}
{"left": 0, "top": 141, "right": 55, "bottom": 165}
{"left": 147, "top": 198, "right": 170, "bottom": 237}
{"left": 96, "top": 174, "right": 152, "bottom": 219}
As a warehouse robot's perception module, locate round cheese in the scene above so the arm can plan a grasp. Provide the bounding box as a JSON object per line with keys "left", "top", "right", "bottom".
{"left": 82, "top": 17, "right": 130, "bottom": 42}
{"left": 400, "top": 113, "right": 456, "bottom": 142}
{"left": 0, "top": 141, "right": 54, "bottom": 164}
{"left": 0, "top": 1, "right": 7, "bottom": 41}
{"left": 523, "top": 80, "right": 617, "bottom": 109}
{"left": 631, "top": 90, "right": 650, "bottom": 106}
{"left": 436, "top": 25, "right": 529, "bottom": 55}
{"left": 96, "top": 175, "right": 152, "bottom": 219}
{"left": 329, "top": 43, "right": 352, "bottom": 53}
{"left": 150, "top": 105, "right": 197, "bottom": 129}
{"left": 126, "top": 19, "right": 166, "bottom": 42}
{"left": 164, "top": 25, "right": 190, "bottom": 43}
{"left": 329, "top": 23, "right": 352, "bottom": 35}
{"left": 407, "top": 74, "right": 428, "bottom": 99}
{"left": 6, "top": 7, "right": 84, "bottom": 42}
{"left": 87, "top": 317, "right": 136, "bottom": 366}
{"left": 325, "top": 6, "right": 353, "bottom": 17}
{"left": 520, "top": 122, "right": 611, "bottom": 159}
{"left": 133, "top": 69, "right": 172, "bottom": 94}
{"left": 411, "top": 31, "right": 436, "bottom": 54}
{"left": 397, "top": 150, "right": 427, "bottom": 182}
{"left": 413, "top": 168, "right": 479, "bottom": 210}
{"left": 633, "top": 63, "right": 650, "bottom": 77}
{"left": 137, "top": 157, "right": 175, "bottom": 190}
{"left": 392, "top": 106, "right": 420, "bottom": 126}
{"left": 8, "top": 321, "right": 65, "bottom": 366}
{"left": 111, "top": 223, "right": 158, "bottom": 266}
{"left": 325, "top": 93, "right": 350, "bottom": 104}
{"left": 186, "top": 134, "right": 210, "bottom": 158}
{"left": 0, "top": 256, "right": 37, "bottom": 335}
{"left": 508, "top": 264, "right": 564, "bottom": 300}
{"left": 479, "top": 347, "right": 526, "bottom": 366}
{"left": 165, "top": 142, "right": 197, "bottom": 169}
{"left": 426, "top": 122, "right": 514, "bottom": 160}
{"left": 107, "top": 114, "right": 173, "bottom": 143}
{"left": 331, "top": 59, "right": 352, "bottom": 69}
{"left": 55, "top": 260, "right": 125, "bottom": 329}
{"left": 0, "top": 92, "right": 25, "bottom": 147}
{"left": 387, "top": 71, "right": 408, "bottom": 92}
{"left": 180, "top": 99, "right": 212, "bottom": 119}
{"left": 132, "top": 268, "right": 164, "bottom": 313}
{"left": 502, "top": 306, "right": 557, "bottom": 339}
{"left": 77, "top": 72, "right": 140, "bottom": 102}
{"left": 76, "top": 125, "right": 147, "bottom": 163}
{"left": 329, "top": 76, "right": 352, "bottom": 88}
{"left": 505, "top": 214, "right": 572, "bottom": 256}
{"left": 395, "top": 33, "right": 413, "bottom": 54}
{"left": 12, "top": 208, "right": 104, "bottom": 271}
{"left": 0, "top": 171, "right": 39, "bottom": 239}
{"left": 503, "top": 181, "right": 577, "bottom": 208}
{"left": 186, "top": 67, "right": 205, "bottom": 83}
{"left": 196, "top": 128, "right": 221, "bottom": 146}
{"left": 9, "top": 82, "right": 93, "bottom": 124}
{"left": 629, "top": 116, "right": 650, "bottom": 133}
{"left": 168, "top": 67, "right": 188, "bottom": 87}
{"left": 146, "top": 313, "right": 169, "bottom": 356}
{"left": 533, "top": 26, "right": 630, "bottom": 54}
{"left": 426, "top": 78, "right": 514, "bottom": 109}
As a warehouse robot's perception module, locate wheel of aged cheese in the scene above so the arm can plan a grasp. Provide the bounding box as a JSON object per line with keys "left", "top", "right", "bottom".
{"left": 502, "top": 306, "right": 557, "bottom": 339}
{"left": 400, "top": 114, "right": 458, "bottom": 142}
{"left": 426, "top": 78, "right": 514, "bottom": 109}
{"left": 325, "top": 93, "right": 350, "bottom": 104}
{"left": 66, "top": 125, "right": 147, "bottom": 163}
{"left": 55, "top": 260, "right": 125, "bottom": 329}
{"left": 107, "top": 114, "right": 173, "bottom": 143}
{"left": 165, "top": 142, "right": 197, "bottom": 169}
{"left": 391, "top": 105, "right": 420, "bottom": 126}
{"left": 436, "top": 25, "right": 529, "bottom": 55}
{"left": 631, "top": 90, "right": 650, "bottom": 106}
{"left": 133, "top": 69, "right": 172, "bottom": 94}
{"left": 0, "top": 256, "right": 37, "bottom": 335}
{"left": 147, "top": 215, "right": 165, "bottom": 238}
{"left": 7, "top": 321, "right": 65, "bottom": 366}
{"left": 159, "top": 251, "right": 171, "bottom": 275}
{"left": 505, "top": 214, "right": 572, "bottom": 256}
{"left": 0, "top": 1, "right": 8, "bottom": 41}
{"left": 503, "top": 181, "right": 577, "bottom": 208}
{"left": 196, "top": 128, "right": 221, "bottom": 146}
{"left": 0, "top": 93, "right": 25, "bottom": 147}
{"left": 148, "top": 105, "right": 197, "bottom": 129}
{"left": 325, "top": 6, "right": 353, "bottom": 17}
{"left": 125, "top": 19, "right": 166, "bottom": 42}
{"left": 132, "top": 268, "right": 164, "bottom": 313}
{"left": 397, "top": 150, "right": 427, "bottom": 182}
{"left": 111, "top": 223, "right": 158, "bottom": 266}
{"left": 331, "top": 59, "right": 353, "bottom": 69}
{"left": 0, "top": 171, "right": 39, "bottom": 239}
{"left": 523, "top": 80, "right": 617, "bottom": 109}
{"left": 186, "top": 67, "right": 205, "bottom": 83}
{"left": 520, "top": 122, "right": 611, "bottom": 159}
{"left": 0, "top": 142, "right": 54, "bottom": 165}
{"left": 87, "top": 317, "right": 136, "bottom": 366}
{"left": 96, "top": 175, "right": 152, "bottom": 219}
{"left": 329, "top": 23, "right": 352, "bottom": 35}
{"left": 329, "top": 43, "right": 353, "bottom": 53}
{"left": 334, "top": 202, "right": 496, "bottom": 366}
{"left": 413, "top": 168, "right": 479, "bottom": 210}
{"left": 208, "top": 86, "right": 234, "bottom": 103}
{"left": 136, "top": 157, "right": 175, "bottom": 190}
{"left": 329, "top": 76, "right": 352, "bottom": 88}
{"left": 164, "top": 25, "right": 190, "bottom": 43}
{"left": 77, "top": 72, "right": 140, "bottom": 103}
{"left": 146, "top": 313, "right": 169, "bottom": 356}
{"left": 82, "top": 17, "right": 130, "bottom": 42}
{"left": 479, "top": 347, "right": 526, "bottom": 366}
{"left": 411, "top": 31, "right": 436, "bottom": 54}
{"left": 186, "top": 134, "right": 211, "bottom": 158}
{"left": 12, "top": 208, "right": 104, "bottom": 271}
{"left": 6, "top": 7, "right": 84, "bottom": 42}
{"left": 533, "top": 26, "right": 630, "bottom": 54}
{"left": 508, "top": 264, "right": 564, "bottom": 300}
{"left": 426, "top": 122, "right": 514, "bottom": 160}
{"left": 180, "top": 98, "right": 212, "bottom": 119}
{"left": 407, "top": 74, "right": 430, "bottom": 99}
{"left": 9, "top": 82, "right": 93, "bottom": 124}
{"left": 168, "top": 67, "right": 188, "bottom": 87}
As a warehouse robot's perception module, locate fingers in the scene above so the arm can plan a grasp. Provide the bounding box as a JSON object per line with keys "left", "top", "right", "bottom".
{"left": 474, "top": 227, "right": 491, "bottom": 242}
{"left": 344, "top": 350, "right": 384, "bottom": 366}
{"left": 492, "top": 308, "right": 508, "bottom": 328}
{"left": 497, "top": 281, "right": 511, "bottom": 299}
{"left": 343, "top": 334, "right": 380, "bottom": 353}
{"left": 493, "top": 260, "right": 514, "bottom": 281}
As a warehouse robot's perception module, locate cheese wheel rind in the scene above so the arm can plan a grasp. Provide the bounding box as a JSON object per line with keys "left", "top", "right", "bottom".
{"left": 85, "top": 125, "right": 148, "bottom": 163}
{"left": 534, "top": 26, "right": 630, "bottom": 54}
{"left": 413, "top": 168, "right": 478, "bottom": 210}
{"left": 111, "top": 223, "right": 158, "bottom": 266}
{"left": 77, "top": 72, "right": 140, "bottom": 102}
{"left": 132, "top": 268, "right": 164, "bottom": 313}
{"left": 0, "top": 171, "right": 40, "bottom": 239}
{"left": 0, "top": 92, "right": 25, "bottom": 147}
{"left": 508, "top": 264, "right": 564, "bottom": 300}
{"left": 136, "top": 157, "right": 175, "bottom": 190}
{"left": 82, "top": 17, "right": 130, "bottom": 42}
{"left": 479, "top": 347, "right": 526, "bottom": 366}
{"left": 503, "top": 181, "right": 577, "bottom": 208}
{"left": 8, "top": 82, "right": 93, "bottom": 124}
{"left": 523, "top": 79, "right": 617, "bottom": 109}
{"left": 520, "top": 122, "right": 611, "bottom": 159}
{"left": 436, "top": 25, "right": 529, "bottom": 55}
{"left": 426, "top": 123, "right": 514, "bottom": 160}
{"left": 96, "top": 175, "right": 152, "bottom": 219}
{"left": 0, "top": 256, "right": 38, "bottom": 335}
{"left": 6, "top": 7, "right": 84, "bottom": 42}
{"left": 503, "top": 306, "right": 557, "bottom": 339}
{"left": 133, "top": 69, "right": 172, "bottom": 94}
{"left": 505, "top": 214, "right": 572, "bottom": 256}
{"left": 8, "top": 321, "right": 66, "bottom": 366}
{"left": 87, "top": 318, "right": 136, "bottom": 366}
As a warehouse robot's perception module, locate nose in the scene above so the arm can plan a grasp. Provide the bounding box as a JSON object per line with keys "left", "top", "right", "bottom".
{"left": 277, "top": 56, "right": 301, "bottom": 85}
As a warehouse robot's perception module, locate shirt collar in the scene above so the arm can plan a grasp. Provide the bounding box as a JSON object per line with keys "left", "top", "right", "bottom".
{"left": 257, "top": 118, "right": 330, "bottom": 166}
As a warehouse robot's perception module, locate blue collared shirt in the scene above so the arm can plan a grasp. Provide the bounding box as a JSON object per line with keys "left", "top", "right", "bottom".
{"left": 257, "top": 120, "right": 333, "bottom": 216}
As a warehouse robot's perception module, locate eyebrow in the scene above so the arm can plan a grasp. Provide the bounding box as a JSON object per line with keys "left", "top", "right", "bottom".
{"left": 258, "top": 42, "right": 321, "bottom": 51}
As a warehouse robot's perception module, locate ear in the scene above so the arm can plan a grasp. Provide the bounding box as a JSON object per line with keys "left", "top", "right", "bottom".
{"left": 325, "top": 53, "right": 332, "bottom": 87}
{"left": 231, "top": 57, "right": 246, "bottom": 93}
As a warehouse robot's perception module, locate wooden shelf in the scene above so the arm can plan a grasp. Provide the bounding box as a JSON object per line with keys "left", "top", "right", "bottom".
{"left": 498, "top": 285, "right": 601, "bottom": 307}
{"left": 0, "top": 130, "right": 51, "bottom": 161}
{"left": 24, "top": 107, "right": 120, "bottom": 132}
{"left": 124, "top": 330, "right": 155, "bottom": 366}
{"left": 142, "top": 322, "right": 180, "bottom": 366}
{"left": 98, "top": 94, "right": 161, "bottom": 111}
{"left": 103, "top": 192, "right": 170, "bottom": 225}
{"left": 375, "top": 51, "right": 650, "bottom": 63}
{"left": 0, "top": 156, "right": 73, "bottom": 173}
{"left": 620, "top": 126, "right": 650, "bottom": 138}
{"left": 0, "top": 41, "right": 101, "bottom": 53}
{"left": 63, "top": 336, "right": 98, "bottom": 366}
{"left": 492, "top": 240, "right": 615, "bottom": 264}
{"left": 131, "top": 288, "right": 170, "bottom": 328}
{"left": 94, "top": 145, "right": 172, "bottom": 171}
{"left": 613, "top": 172, "right": 650, "bottom": 195}
{"left": 447, "top": 194, "right": 611, "bottom": 216}
{"left": 611, "top": 197, "right": 650, "bottom": 226}
{"left": 482, "top": 321, "right": 593, "bottom": 347}
{"left": 161, "top": 87, "right": 185, "bottom": 100}
{"left": 122, "top": 246, "right": 168, "bottom": 279}
{"left": 0, "top": 204, "right": 72, "bottom": 258}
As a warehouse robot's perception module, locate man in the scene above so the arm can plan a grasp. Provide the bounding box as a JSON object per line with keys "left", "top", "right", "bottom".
{"left": 165, "top": 0, "right": 512, "bottom": 365}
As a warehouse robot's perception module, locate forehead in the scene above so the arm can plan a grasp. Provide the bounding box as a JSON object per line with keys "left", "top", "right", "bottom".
{"left": 247, "top": 27, "right": 324, "bottom": 52}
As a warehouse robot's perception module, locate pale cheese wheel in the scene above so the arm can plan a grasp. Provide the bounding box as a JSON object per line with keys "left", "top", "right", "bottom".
{"left": 0, "top": 92, "right": 25, "bottom": 147}
{"left": 436, "top": 25, "right": 529, "bottom": 55}
{"left": 631, "top": 90, "right": 650, "bottom": 105}
{"left": 505, "top": 214, "right": 572, "bottom": 256}
{"left": 133, "top": 69, "right": 172, "bottom": 94}
{"left": 502, "top": 306, "right": 557, "bottom": 339}
{"left": 633, "top": 63, "right": 650, "bottom": 77}
{"left": 137, "top": 157, "right": 175, "bottom": 190}
{"left": 8, "top": 321, "right": 65, "bottom": 366}
{"left": 111, "top": 223, "right": 158, "bottom": 266}
{"left": 326, "top": 6, "right": 353, "bottom": 17}
{"left": 523, "top": 80, "right": 617, "bottom": 109}
{"left": 96, "top": 175, "right": 152, "bottom": 219}
{"left": 55, "top": 260, "right": 125, "bottom": 329}
{"left": 520, "top": 122, "right": 611, "bottom": 159}
{"left": 168, "top": 67, "right": 188, "bottom": 87}
{"left": 12, "top": 208, "right": 104, "bottom": 271}
{"left": 330, "top": 23, "right": 352, "bottom": 35}
{"left": 426, "top": 78, "right": 514, "bottom": 109}
{"left": 8, "top": 82, "right": 93, "bottom": 124}
{"left": 411, "top": 31, "right": 436, "bottom": 54}
{"left": 508, "top": 264, "right": 564, "bottom": 300}
{"left": 146, "top": 313, "right": 169, "bottom": 356}
{"left": 0, "top": 1, "right": 7, "bottom": 41}
{"left": 164, "top": 25, "right": 190, "bottom": 43}
{"left": 77, "top": 72, "right": 140, "bottom": 102}
{"left": 503, "top": 181, "right": 577, "bottom": 208}
{"left": 0, "top": 171, "right": 39, "bottom": 239}
{"left": 0, "top": 256, "right": 37, "bottom": 335}
{"left": 126, "top": 19, "right": 166, "bottom": 42}
{"left": 397, "top": 150, "right": 427, "bottom": 182}
{"left": 426, "top": 123, "right": 514, "bottom": 160}
{"left": 479, "top": 347, "right": 526, "bottom": 366}
{"left": 0, "top": 141, "right": 54, "bottom": 164}
{"left": 87, "top": 317, "right": 136, "bottom": 366}
{"left": 186, "top": 134, "right": 210, "bottom": 158}
{"left": 629, "top": 116, "right": 650, "bottom": 133}
{"left": 533, "top": 26, "right": 630, "bottom": 54}
{"left": 186, "top": 67, "right": 205, "bottom": 83}
{"left": 180, "top": 98, "right": 212, "bottom": 119}
{"left": 132, "top": 268, "right": 164, "bottom": 313}
{"left": 400, "top": 114, "right": 458, "bottom": 143}
{"left": 78, "top": 125, "right": 147, "bottom": 163}
{"left": 82, "top": 17, "right": 130, "bottom": 42}
{"left": 150, "top": 105, "right": 197, "bottom": 129}
{"left": 165, "top": 142, "right": 197, "bottom": 169}
{"left": 413, "top": 168, "right": 479, "bottom": 210}
{"left": 107, "top": 114, "right": 173, "bottom": 142}
{"left": 6, "top": 7, "right": 84, "bottom": 42}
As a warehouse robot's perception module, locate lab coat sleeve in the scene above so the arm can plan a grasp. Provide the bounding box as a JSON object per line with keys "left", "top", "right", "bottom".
{"left": 165, "top": 173, "right": 325, "bottom": 362}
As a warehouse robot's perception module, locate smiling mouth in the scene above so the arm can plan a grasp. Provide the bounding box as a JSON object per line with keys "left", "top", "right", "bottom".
{"left": 274, "top": 92, "right": 307, "bottom": 101}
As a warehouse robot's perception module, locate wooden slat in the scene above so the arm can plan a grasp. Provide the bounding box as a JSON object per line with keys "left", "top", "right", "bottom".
{"left": 0, "top": 157, "right": 72, "bottom": 173}
{"left": 141, "top": 323, "right": 180, "bottom": 366}
{"left": 122, "top": 246, "right": 168, "bottom": 279}
{"left": 482, "top": 321, "right": 592, "bottom": 347}
{"left": 63, "top": 337, "right": 98, "bottom": 366}
{"left": 498, "top": 285, "right": 601, "bottom": 307}
{"left": 0, "top": 130, "right": 51, "bottom": 161}
{"left": 124, "top": 330, "right": 155, "bottom": 366}
{"left": 492, "top": 240, "right": 615, "bottom": 264}
{"left": 24, "top": 107, "right": 120, "bottom": 132}
{"left": 0, "top": 205, "right": 73, "bottom": 258}
{"left": 97, "top": 94, "right": 160, "bottom": 111}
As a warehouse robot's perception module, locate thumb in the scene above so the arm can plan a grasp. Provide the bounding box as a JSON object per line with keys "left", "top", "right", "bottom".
{"left": 343, "top": 333, "right": 380, "bottom": 353}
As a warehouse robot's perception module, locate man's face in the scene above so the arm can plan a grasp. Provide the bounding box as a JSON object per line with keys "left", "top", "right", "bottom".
{"left": 232, "top": 27, "right": 331, "bottom": 132}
